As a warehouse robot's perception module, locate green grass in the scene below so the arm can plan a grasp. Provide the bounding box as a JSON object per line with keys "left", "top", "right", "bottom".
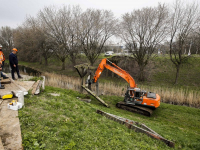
{"left": 18, "top": 86, "right": 200, "bottom": 150}
{"left": 29, "top": 76, "right": 44, "bottom": 81}
{"left": 148, "top": 56, "right": 200, "bottom": 90}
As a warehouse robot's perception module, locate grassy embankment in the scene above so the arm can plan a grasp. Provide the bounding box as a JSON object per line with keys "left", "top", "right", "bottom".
{"left": 19, "top": 86, "right": 200, "bottom": 149}
{"left": 17, "top": 55, "right": 200, "bottom": 107}
{"left": 16, "top": 55, "right": 200, "bottom": 149}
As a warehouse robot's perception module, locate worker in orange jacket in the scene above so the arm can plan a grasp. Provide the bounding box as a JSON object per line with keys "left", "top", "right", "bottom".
{"left": 0, "top": 45, "right": 9, "bottom": 79}
{"left": 0, "top": 45, "right": 5, "bottom": 89}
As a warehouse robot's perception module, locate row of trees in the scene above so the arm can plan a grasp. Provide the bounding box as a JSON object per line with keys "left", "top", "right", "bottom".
{"left": 14, "top": 6, "right": 117, "bottom": 70}
{"left": 0, "top": 0, "right": 200, "bottom": 83}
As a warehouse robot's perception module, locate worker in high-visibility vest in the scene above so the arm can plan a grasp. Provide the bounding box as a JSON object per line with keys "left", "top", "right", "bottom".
{"left": 0, "top": 45, "right": 9, "bottom": 79}
{"left": 0, "top": 45, "right": 5, "bottom": 89}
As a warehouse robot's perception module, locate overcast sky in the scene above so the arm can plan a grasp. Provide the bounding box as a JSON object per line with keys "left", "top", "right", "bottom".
{"left": 0, "top": 0, "right": 198, "bottom": 28}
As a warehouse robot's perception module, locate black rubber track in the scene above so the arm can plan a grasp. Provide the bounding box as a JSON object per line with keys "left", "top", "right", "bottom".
{"left": 116, "top": 101, "right": 153, "bottom": 117}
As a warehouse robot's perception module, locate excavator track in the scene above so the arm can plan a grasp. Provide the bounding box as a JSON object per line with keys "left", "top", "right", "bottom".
{"left": 116, "top": 101, "right": 153, "bottom": 117}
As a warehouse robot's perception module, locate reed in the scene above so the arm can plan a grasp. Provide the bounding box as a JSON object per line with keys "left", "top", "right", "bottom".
{"left": 43, "top": 72, "right": 200, "bottom": 108}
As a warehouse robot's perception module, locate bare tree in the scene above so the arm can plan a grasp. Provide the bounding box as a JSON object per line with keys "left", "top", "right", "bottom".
{"left": 0, "top": 26, "right": 13, "bottom": 57}
{"left": 39, "top": 5, "right": 81, "bottom": 69}
{"left": 78, "top": 9, "right": 117, "bottom": 66}
{"left": 14, "top": 26, "right": 40, "bottom": 62}
{"left": 39, "top": 6, "right": 68, "bottom": 70}
{"left": 193, "top": 26, "right": 200, "bottom": 55}
{"left": 25, "top": 17, "right": 54, "bottom": 65}
{"left": 63, "top": 6, "right": 82, "bottom": 66}
{"left": 13, "top": 18, "right": 53, "bottom": 64}
{"left": 168, "top": 0, "right": 199, "bottom": 84}
{"left": 119, "top": 4, "right": 169, "bottom": 81}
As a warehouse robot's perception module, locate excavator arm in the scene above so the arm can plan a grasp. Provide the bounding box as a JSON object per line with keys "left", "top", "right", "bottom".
{"left": 92, "top": 58, "right": 137, "bottom": 88}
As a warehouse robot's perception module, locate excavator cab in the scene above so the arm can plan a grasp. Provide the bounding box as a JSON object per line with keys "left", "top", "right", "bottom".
{"left": 125, "top": 88, "right": 146, "bottom": 105}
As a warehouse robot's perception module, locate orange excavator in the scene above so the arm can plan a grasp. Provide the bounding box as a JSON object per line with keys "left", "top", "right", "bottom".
{"left": 88, "top": 58, "right": 160, "bottom": 116}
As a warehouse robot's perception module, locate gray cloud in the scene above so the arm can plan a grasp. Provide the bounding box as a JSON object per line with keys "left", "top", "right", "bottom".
{"left": 0, "top": 0, "right": 197, "bottom": 28}
{"left": 0, "top": 0, "right": 62, "bottom": 28}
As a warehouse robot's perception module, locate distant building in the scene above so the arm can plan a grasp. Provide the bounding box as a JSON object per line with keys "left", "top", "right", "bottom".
{"left": 104, "top": 44, "right": 123, "bottom": 53}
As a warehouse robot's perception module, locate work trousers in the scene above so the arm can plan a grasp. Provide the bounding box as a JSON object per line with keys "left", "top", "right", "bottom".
{"left": 11, "top": 65, "right": 20, "bottom": 79}
{"left": 0, "top": 71, "right": 1, "bottom": 87}
{"left": 1, "top": 61, "right": 5, "bottom": 78}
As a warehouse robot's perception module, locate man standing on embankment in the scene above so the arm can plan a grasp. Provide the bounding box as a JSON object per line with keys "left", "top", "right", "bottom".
{"left": 9, "top": 48, "right": 22, "bottom": 80}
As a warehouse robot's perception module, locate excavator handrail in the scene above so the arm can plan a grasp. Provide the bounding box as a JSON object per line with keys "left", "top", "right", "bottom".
{"left": 93, "top": 58, "right": 136, "bottom": 88}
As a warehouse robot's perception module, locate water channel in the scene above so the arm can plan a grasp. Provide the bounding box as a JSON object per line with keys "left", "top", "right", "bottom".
{"left": 3, "top": 63, "right": 81, "bottom": 92}
{"left": 3, "top": 63, "right": 41, "bottom": 76}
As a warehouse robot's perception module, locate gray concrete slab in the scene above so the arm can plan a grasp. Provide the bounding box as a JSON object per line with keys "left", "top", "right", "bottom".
{"left": 0, "top": 73, "right": 36, "bottom": 150}
{"left": 0, "top": 99, "right": 23, "bottom": 150}
{"left": 0, "top": 75, "right": 35, "bottom": 98}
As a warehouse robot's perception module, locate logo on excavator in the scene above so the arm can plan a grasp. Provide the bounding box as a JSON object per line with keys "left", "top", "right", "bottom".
{"left": 113, "top": 69, "right": 123, "bottom": 76}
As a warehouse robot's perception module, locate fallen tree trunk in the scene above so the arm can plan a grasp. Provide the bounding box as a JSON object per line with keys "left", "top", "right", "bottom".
{"left": 96, "top": 110, "right": 175, "bottom": 148}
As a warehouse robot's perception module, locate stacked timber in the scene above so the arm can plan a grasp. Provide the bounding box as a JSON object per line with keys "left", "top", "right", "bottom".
{"left": 0, "top": 78, "right": 11, "bottom": 84}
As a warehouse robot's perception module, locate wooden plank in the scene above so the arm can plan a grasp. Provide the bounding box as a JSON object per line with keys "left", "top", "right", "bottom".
{"left": 10, "top": 78, "right": 27, "bottom": 92}
{"left": 96, "top": 110, "right": 175, "bottom": 148}
{"left": 1, "top": 78, "right": 11, "bottom": 84}
{"left": 82, "top": 86, "right": 109, "bottom": 107}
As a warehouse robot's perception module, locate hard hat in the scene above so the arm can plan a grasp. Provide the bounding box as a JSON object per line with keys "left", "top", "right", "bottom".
{"left": 13, "top": 48, "right": 18, "bottom": 52}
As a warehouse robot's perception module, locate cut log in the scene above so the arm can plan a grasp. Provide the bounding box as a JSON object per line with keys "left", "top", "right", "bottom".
{"left": 31, "top": 80, "right": 40, "bottom": 95}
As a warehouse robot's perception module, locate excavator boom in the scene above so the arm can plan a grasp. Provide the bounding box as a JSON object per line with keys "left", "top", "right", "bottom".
{"left": 93, "top": 58, "right": 136, "bottom": 88}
